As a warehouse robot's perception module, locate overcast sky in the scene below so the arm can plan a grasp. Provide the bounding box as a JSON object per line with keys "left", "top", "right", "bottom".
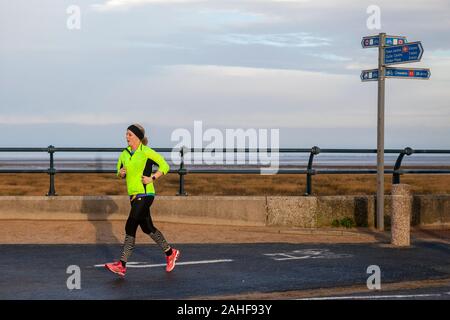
{"left": 0, "top": 0, "right": 449, "bottom": 148}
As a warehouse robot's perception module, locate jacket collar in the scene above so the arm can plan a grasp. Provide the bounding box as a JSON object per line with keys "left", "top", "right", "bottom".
{"left": 127, "top": 143, "right": 143, "bottom": 153}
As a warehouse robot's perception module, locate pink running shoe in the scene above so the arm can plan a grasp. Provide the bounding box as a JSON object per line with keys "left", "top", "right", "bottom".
{"left": 166, "top": 249, "right": 180, "bottom": 273}
{"left": 105, "top": 261, "right": 126, "bottom": 277}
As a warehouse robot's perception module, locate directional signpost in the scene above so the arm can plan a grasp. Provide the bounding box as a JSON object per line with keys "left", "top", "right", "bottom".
{"left": 384, "top": 42, "right": 424, "bottom": 65}
{"left": 361, "top": 33, "right": 430, "bottom": 231}
{"left": 361, "top": 35, "right": 407, "bottom": 48}
{"left": 361, "top": 67, "right": 431, "bottom": 81}
{"left": 385, "top": 67, "right": 430, "bottom": 79}
{"left": 360, "top": 69, "right": 379, "bottom": 81}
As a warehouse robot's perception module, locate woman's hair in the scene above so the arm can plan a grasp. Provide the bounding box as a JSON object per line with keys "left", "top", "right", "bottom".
{"left": 133, "top": 123, "right": 148, "bottom": 146}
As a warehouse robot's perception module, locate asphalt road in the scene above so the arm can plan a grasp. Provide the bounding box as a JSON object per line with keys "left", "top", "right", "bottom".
{"left": 1, "top": 241, "right": 450, "bottom": 299}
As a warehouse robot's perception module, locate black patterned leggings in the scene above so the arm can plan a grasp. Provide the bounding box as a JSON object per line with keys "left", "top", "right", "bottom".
{"left": 126, "top": 196, "right": 158, "bottom": 235}
{"left": 120, "top": 196, "right": 170, "bottom": 263}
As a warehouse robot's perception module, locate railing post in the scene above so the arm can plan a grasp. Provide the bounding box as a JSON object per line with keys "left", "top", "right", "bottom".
{"left": 305, "top": 146, "right": 320, "bottom": 196}
{"left": 46, "top": 145, "right": 57, "bottom": 196}
{"left": 177, "top": 147, "right": 187, "bottom": 196}
{"left": 393, "top": 147, "right": 413, "bottom": 185}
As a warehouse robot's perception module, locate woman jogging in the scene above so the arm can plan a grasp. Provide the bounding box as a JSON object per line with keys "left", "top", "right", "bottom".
{"left": 105, "top": 124, "right": 180, "bottom": 277}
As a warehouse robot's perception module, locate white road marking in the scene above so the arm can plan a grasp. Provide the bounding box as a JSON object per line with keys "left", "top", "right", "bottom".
{"left": 95, "top": 259, "right": 233, "bottom": 268}
{"left": 264, "top": 249, "right": 353, "bottom": 261}
{"left": 299, "top": 293, "right": 444, "bottom": 300}
{"left": 264, "top": 253, "right": 312, "bottom": 261}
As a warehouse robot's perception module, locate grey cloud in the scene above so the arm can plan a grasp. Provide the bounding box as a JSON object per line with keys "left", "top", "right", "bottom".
{"left": 1, "top": 0, "right": 449, "bottom": 148}
{"left": 215, "top": 32, "right": 331, "bottom": 47}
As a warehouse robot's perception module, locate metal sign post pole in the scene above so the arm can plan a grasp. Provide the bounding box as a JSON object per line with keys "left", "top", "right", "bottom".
{"left": 377, "top": 32, "right": 386, "bottom": 231}
{"left": 361, "top": 33, "right": 429, "bottom": 231}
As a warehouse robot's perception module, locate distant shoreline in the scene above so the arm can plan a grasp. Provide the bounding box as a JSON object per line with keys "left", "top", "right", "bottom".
{"left": 1, "top": 159, "right": 450, "bottom": 170}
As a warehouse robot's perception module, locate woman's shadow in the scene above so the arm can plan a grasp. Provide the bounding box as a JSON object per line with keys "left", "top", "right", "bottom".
{"left": 81, "top": 156, "right": 122, "bottom": 260}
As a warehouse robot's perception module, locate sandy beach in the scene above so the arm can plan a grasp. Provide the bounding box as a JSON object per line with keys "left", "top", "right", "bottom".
{"left": 0, "top": 172, "right": 449, "bottom": 196}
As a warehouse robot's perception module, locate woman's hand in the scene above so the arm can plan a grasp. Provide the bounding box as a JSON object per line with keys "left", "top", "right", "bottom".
{"left": 119, "top": 167, "right": 127, "bottom": 178}
{"left": 141, "top": 175, "right": 153, "bottom": 185}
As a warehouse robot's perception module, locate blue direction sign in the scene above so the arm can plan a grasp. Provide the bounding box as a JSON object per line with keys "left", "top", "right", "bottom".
{"left": 361, "top": 36, "right": 380, "bottom": 48}
{"left": 385, "top": 36, "right": 407, "bottom": 46}
{"left": 384, "top": 41, "right": 423, "bottom": 65}
{"left": 361, "top": 67, "right": 430, "bottom": 81}
{"left": 361, "top": 35, "right": 406, "bottom": 48}
{"left": 385, "top": 67, "right": 430, "bottom": 79}
{"left": 361, "top": 69, "right": 379, "bottom": 81}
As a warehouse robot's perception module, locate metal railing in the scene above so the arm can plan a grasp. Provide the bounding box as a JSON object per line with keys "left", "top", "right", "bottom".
{"left": 0, "top": 146, "right": 449, "bottom": 196}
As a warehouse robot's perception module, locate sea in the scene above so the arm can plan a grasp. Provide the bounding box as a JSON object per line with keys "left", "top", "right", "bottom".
{"left": 1, "top": 152, "right": 450, "bottom": 170}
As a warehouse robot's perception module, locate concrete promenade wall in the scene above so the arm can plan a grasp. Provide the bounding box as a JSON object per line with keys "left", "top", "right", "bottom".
{"left": 0, "top": 195, "right": 448, "bottom": 228}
